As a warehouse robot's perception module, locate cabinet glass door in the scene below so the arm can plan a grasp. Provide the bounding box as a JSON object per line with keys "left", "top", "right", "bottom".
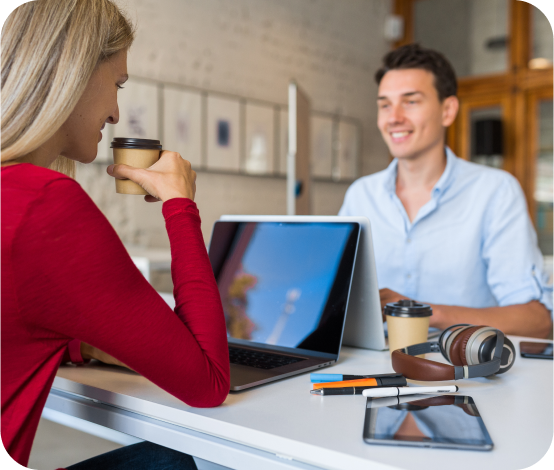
{"left": 413, "top": 0, "right": 508, "bottom": 78}
{"left": 470, "top": 106, "right": 504, "bottom": 169}
{"left": 530, "top": 6, "right": 553, "bottom": 69}
{"left": 535, "top": 99, "right": 553, "bottom": 258}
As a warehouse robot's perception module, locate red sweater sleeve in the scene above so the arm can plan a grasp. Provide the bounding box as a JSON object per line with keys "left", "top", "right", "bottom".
{"left": 61, "top": 339, "right": 88, "bottom": 364}
{"left": 12, "top": 178, "right": 230, "bottom": 407}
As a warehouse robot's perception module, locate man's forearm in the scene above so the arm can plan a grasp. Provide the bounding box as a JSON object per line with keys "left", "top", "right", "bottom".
{"left": 429, "top": 300, "right": 552, "bottom": 339}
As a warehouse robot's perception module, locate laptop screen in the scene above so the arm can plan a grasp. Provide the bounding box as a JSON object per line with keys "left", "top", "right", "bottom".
{"left": 209, "top": 221, "right": 360, "bottom": 356}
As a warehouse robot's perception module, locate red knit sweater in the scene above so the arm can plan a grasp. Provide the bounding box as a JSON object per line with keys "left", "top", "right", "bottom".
{"left": 1, "top": 164, "right": 230, "bottom": 466}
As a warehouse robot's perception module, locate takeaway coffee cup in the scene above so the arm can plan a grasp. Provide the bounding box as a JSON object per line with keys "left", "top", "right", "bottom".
{"left": 384, "top": 299, "right": 432, "bottom": 356}
{"left": 111, "top": 137, "right": 162, "bottom": 195}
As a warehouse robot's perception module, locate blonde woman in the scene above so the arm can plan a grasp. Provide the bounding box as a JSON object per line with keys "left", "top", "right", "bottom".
{"left": 1, "top": 1, "right": 230, "bottom": 468}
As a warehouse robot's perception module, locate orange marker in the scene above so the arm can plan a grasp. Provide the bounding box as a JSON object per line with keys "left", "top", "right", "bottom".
{"left": 313, "top": 378, "right": 378, "bottom": 390}
{"left": 312, "top": 375, "right": 406, "bottom": 390}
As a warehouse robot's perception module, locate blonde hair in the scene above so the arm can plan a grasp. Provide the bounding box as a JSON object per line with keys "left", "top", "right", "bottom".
{"left": 1, "top": 0, "right": 135, "bottom": 177}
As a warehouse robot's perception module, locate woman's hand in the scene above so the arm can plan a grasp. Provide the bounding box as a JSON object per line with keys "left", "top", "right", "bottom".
{"left": 107, "top": 151, "right": 197, "bottom": 203}
{"left": 80, "top": 342, "right": 131, "bottom": 370}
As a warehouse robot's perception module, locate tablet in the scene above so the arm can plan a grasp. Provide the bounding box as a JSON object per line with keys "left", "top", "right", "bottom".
{"left": 363, "top": 395, "right": 493, "bottom": 451}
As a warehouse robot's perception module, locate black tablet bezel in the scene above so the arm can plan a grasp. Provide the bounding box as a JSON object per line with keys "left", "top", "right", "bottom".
{"left": 363, "top": 395, "right": 494, "bottom": 451}
{"left": 209, "top": 220, "right": 360, "bottom": 357}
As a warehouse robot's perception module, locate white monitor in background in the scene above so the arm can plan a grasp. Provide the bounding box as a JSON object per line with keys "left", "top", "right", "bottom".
{"left": 218, "top": 215, "right": 387, "bottom": 351}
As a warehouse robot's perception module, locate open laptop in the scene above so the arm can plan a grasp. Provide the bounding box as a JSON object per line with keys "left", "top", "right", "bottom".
{"left": 219, "top": 215, "right": 388, "bottom": 351}
{"left": 208, "top": 218, "right": 361, "bottom": 391}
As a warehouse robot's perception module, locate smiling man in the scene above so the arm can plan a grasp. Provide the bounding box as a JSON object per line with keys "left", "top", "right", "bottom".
{"left": 339, "top": 44, "right": 552, "bottom": 338}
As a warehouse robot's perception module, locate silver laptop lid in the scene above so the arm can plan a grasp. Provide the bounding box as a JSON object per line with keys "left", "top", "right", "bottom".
{"left": 209, "top": 220, "right": 361, "bottom": 359}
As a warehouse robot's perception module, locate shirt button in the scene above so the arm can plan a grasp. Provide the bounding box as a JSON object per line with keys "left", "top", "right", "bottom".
{"left": 406, "top": 274, "right": 411, "bottom": 279}
{"left": 407, "top": 238, "right": 412, "bottom": 243}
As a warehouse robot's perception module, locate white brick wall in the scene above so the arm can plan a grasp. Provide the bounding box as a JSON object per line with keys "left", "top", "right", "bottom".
{"left": 79, "top": 0, "right": 392, "bottom": 247}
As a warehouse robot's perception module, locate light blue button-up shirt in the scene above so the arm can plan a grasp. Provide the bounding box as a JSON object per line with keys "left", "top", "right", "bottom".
{"left": 339, "top": 148, "right": 553, "bottom": 312}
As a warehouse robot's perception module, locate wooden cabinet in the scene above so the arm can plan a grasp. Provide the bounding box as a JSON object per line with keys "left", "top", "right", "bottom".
{"left": 394, "top": 0, "right": 553, "bottom": 254}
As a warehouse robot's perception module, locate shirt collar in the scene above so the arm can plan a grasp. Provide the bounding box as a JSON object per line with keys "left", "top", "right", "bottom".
{"left": 432, "top": 147, "right": 457, "bottom": 199}
{"left": 383, "top": 147, "right": 458, "bottom": 198}
{"left": 383, "top": 158, "right": 399, "bottom": 195}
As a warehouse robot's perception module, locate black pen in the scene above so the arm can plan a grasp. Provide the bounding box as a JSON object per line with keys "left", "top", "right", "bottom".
{"left": 310, "top": 386, "right": 382, "bottom": 396}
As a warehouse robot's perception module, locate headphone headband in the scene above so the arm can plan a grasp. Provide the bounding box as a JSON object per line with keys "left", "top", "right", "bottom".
{"left": 391, "top": 326, "right": 514, "bottom": 381}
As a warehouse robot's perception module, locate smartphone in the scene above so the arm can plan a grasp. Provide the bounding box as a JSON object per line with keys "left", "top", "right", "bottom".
{"left": 520, "top": 341, "right": 553, "bottom": 360}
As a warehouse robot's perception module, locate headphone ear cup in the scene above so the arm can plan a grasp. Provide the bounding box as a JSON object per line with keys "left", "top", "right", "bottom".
{"left": 441, "top": 325, "right": 470, "bottom": 363}
{"left": 439, "top": 324, "right": 466, "bottom": 357}
{"left": 497, "top": 337, "right": 516, "bottom": 374}
{"left": 449, "top": 326, "right": 481, "bottom": 366}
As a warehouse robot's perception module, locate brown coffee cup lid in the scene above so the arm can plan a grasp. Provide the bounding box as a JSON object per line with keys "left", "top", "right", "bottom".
{"left": 111, "top": 137, "right": 162, "bottom": 150}
{"left": 384, "top": 299, "right": 432, "bottom": 318}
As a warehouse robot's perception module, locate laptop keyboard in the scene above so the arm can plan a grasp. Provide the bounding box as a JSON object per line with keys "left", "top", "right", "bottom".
{"left": 229, "top": 346, "right": 306, "bottom": 370}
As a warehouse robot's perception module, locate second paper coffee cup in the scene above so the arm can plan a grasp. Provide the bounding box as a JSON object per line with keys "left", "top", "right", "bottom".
{"left": 385, "top": 299, "right": 432, "bottom": 356}
{"left": 111, "top": 137, "right": 162, "bottom": 195}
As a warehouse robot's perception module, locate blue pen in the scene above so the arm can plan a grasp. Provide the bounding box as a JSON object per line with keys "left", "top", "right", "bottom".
{"left": 310, "top": 372, "right": 404, "bottom": 383}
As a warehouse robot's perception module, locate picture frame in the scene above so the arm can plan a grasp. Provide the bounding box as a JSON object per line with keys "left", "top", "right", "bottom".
{"left": 162, "top": 86, "right": 203, "bottom": 168}
{"left": 112, "top": 78, "right": 159, "bottom": 141}
{"left": 244, "top": 102, "right": 275, "bottom": 175}
{"left": 206, "top": 95, "right": 241, "bottom": 172}
{"left": 310, "top": 115, "right": 334, "bottom": 179}
{"left": 333, "top": 120, "right": 359, "bottom": 181}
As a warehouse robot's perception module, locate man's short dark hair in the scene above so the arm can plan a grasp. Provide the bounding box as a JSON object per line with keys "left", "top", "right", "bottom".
{"left": 375, "top": 44, "right": 457, "bottom": 101}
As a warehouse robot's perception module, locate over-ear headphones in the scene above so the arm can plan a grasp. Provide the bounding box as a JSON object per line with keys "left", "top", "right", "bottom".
{"left": 391, "top": 324, "right": 516, "bottom": 381}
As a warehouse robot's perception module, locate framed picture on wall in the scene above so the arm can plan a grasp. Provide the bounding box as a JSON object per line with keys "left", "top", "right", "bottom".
{"left": 310, "top": 114, "right": 333, "bottom": 179}
{"left": 333, "top": 120, "right": 360, "bottom": 181}
{"left": 278, "top": 107, "right": 289, "bottom": 176}
{"left": 206, "top": 95, "right": 241, "bottom": 172}
{"left": 244, "top": 102, "right": 275, "bottom": 175}
{"left": 113, "top": 78, "right": 159, "bottom": 141}
{"left": 163, "top": 86, "right": 203, "bottom": 168}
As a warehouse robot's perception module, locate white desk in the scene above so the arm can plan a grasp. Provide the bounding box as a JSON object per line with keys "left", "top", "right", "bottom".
{"left": 45, "top": 338, "right": 552, "bottom": 470}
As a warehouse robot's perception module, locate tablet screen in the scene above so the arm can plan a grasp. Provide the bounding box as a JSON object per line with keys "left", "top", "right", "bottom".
{"left": 363, "top": 395, "right": 493, "bottom": 451}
